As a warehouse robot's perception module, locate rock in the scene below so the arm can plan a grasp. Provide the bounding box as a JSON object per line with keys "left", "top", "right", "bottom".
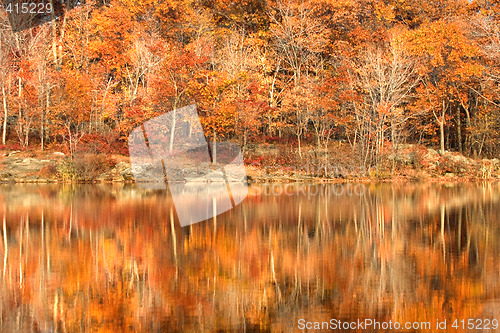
{"left": 198, "top": 162, "right": 210, "bottom": 169}
{"left": 225, "top": 173, "right": 246, "bottom": 182}
{"left": 425, "top": 148, "right": 440, "bottom": 159}
{"left": 387, "top": 151, "right": 414, "bottom": 165}
{"left": 185, "top": 170, "right": 225, "bottom": 182}
{"left": 53, "top": 152, "right": 65, "bottom": 157}
{"left": 421, "top": 148, "right": 441, "bottom": 170}
{"left": 444, "top": 172, "right": 455, "bottom": 178}
{"left": 115, "top": 161, "right": 131, "bottom": 173}
{"left": 0, "top": 156, "right": 55, "bottom": 182}
{"left": 8, "top": 150, "right": 20, "bottom": 157}
{"left": 122, "top": 170, "right": 134, "bottom": 181}
{"left": 447, "top": 153, "right": 469, "bottom": 165}
{"left": 97, "top": 162, "right": 133, "bottom": 182}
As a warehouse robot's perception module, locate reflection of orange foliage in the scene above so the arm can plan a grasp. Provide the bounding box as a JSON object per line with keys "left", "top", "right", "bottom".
{"left": 0, "top": 183, "right": 498, "bottom": 331}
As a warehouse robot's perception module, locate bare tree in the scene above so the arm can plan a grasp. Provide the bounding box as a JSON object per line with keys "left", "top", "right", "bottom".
{"left": 468, "top": 16, "right": 500, "bottom": 157}
{"left": 347, "top": 40, "right": 419, "bottom": 168}
{"left": 269, "top": 0, "right": 327, "bottom": 86}
{"left": 0, "top": 17, "right": 13, "bottom": 145}
{"left": 270, "top": 0, "right": 327, "bottom": 158}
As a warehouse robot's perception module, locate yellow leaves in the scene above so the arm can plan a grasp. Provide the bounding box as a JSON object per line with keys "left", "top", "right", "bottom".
{"left": 374, "top": 2, "right": 396, "bottom": 23}
{"left": 88, "top": 0, "right": 135, "bottom": 75}
{"left": 455, "top": 63, "right": 484, "bottom": 79}
{"left": 318, "top": 0, "right": 357, "bottom": 9}
{"left": 403, "top": 18, "right": 483, "bottom": 98}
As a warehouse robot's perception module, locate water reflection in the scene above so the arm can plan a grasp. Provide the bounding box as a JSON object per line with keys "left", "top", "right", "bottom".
{"left": 0, "top": 182, "right": 499, "bottom": 332}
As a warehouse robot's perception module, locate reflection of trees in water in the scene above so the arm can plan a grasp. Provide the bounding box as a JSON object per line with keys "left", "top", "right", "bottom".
{"left": 0, "top": 183, "right": 498, "bottom": 331}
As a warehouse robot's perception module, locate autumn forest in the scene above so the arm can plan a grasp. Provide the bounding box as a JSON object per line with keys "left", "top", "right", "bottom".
{"left": 0, "top": 0, "right": 499, "bottom": 173}
{"left": 1, "top": 1, "right": 500, "bottom": 332}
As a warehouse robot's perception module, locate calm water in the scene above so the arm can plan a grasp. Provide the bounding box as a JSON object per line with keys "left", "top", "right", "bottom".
{"left": 0, "top": 182, "right": 499, "bottom": 332}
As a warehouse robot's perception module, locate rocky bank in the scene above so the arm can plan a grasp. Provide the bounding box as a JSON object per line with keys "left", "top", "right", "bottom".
{"left": 0, "top": 145, "right": 498, "bottom": 183}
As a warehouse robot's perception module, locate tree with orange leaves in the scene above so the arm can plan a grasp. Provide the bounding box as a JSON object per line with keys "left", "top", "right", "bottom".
{"left": 404, "top": 19, "right": 483, "bottom": 155}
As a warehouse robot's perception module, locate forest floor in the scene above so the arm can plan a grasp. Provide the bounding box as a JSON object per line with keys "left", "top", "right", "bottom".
{"left": 0, "top": 142, "right": 499, "bottom": 183}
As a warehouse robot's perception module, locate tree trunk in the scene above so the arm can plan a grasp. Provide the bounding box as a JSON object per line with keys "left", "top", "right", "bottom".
{"left": 465, "top": 112, "right": 471, "bottom": 155}
{"left": 168, "top": 109, "right": 176, "bottom": 153}
{"left": 18, "top": 77, "right": 22, "bottom": 141}
{"left": 212, "top": 130, "right": 217, "bottom": 165}
{"left": 25, "top": 121, "right": 29, "bottom": 147}
{"left": 456, "top": 105, "right": 462, "bottom": 154}
{"left": 297, "top": 133, "right": 302, "bottom": 158}
{"left": 436, "top": 100, "right": 446, "bottom": 155}
{"left": 67, "top": 125, "right": 73, "bottom": 159}
{"left": 439, "top": 119, "right": 445, "bottom": 155}
{"left": 391, "top": 119, "right": 398, "bottom": 172}
{"left": 58, "top": 15, "right": 67, "bottom": 68}
{"left": 41, "top": 88, "right": 49, "bottom": 151}
{"left": 49, "top": 0, "right": 58, "bottom": 64}
{"left": 2, "top": 86, "right": 7, "bottom": 145}
{"left": 243, "top": 130, "right": 247, "bottom": 154}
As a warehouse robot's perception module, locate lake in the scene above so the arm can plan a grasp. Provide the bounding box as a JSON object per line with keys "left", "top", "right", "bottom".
{"left": 0, "top": 182, "right": 499, "bottom": 332}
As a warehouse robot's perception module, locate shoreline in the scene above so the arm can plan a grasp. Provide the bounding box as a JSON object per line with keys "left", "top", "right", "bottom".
{"left": 1, "top": 145, "right": 499, "bottom": 184}
{"left": 0, "top": 170, "right": 498, "bottom": 185}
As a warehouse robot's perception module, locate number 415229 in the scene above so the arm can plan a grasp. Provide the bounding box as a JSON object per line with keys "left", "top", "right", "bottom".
{"left": 2, "top": 2, "right": 53, "bottom": 14}
{"left": 452, "top": 319, "right": 499, "bottom": 330}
